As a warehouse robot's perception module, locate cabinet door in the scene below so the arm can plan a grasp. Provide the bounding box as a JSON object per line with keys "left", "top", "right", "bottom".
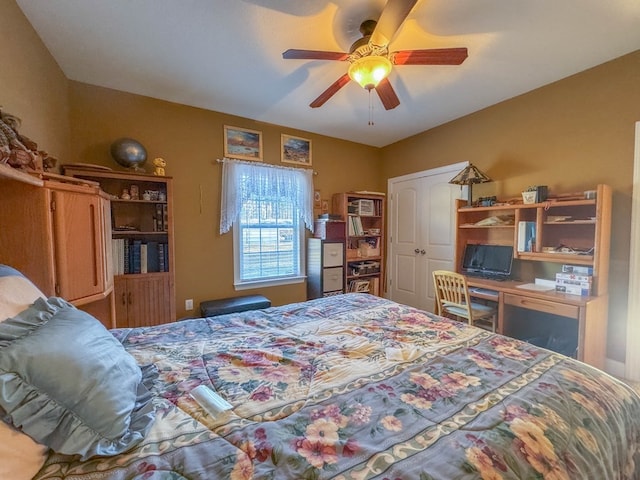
{"left": 51, "top": 189, "right": 105, "bottom": 301}
{"left": 100, "top": 195, "right": 114, "bottom": 291}
{"left": 115, "top": 275, "right": 172, "bottom": 328}
{"left": 0, "top": 179, "right": 56, "bottom": 295}
{"left": 114, "top": 276, "right": 129, "bottom": 326}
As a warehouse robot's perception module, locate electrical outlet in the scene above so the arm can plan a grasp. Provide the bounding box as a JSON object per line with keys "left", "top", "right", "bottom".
{"left": 185, "top": 299, "right": 194, "bottom": 311}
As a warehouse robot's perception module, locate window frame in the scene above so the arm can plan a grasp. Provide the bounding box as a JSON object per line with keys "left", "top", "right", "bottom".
{"left": 232, "top": 199, "right": 306, "bottom": 290}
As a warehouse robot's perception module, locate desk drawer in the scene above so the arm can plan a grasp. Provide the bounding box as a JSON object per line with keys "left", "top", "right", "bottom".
{"left": 504, "top": 293, "right": 579, "bottom": 318}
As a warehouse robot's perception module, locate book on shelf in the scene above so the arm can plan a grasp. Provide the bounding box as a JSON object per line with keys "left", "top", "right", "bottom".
{"left": 131, "top": 240, "right": 142, "bottom": 274}
{"left": 556, "top": 278, "right": 592, "bottom": 289}
{"left": 111, "top": 238, "right": 124, "bottom": 275}
{"left": 561, "top": 265, "right": 593, "bottom": 275}
{"left": 555, "top": 284, "right": 591, "bottom": 296}
{"left": 155, "top": 204, "right": 164, "bottom": 232}
{"left": 555, "top": 272, "right": 592, "bottom": 283}
{"left": 164, "top": 242, "right": 169, "bottom": 271}
{"left": 159, "top": 243, "right": 166, "bottom": 272}
{"left": 517, "top": 221, "right": 536, "bottom": 252}
{"left": 162, "top": 204, "right": 169, "bottom": 232}
{"left": 140, "top": 243, "right": 148, "bottom": 274}
{"left": 147, "top": 241, "right": 159, "bottom": 273}
{"left": 123, "top": 240, "right": 130, "bottom": 274}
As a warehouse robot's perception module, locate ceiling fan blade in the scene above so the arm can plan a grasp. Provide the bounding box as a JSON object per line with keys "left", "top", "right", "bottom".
{"left": 375, "top": 78, "right": 400, "bottom": 110}
{"left": 283, "top": 49, "right": 349, "bottom": 61}
{"left": 369, "top": 0, "right": 419, "bottom": 48}
{"left": 391, "top": 48, "right": 468, "bottom": 65}
{"left": 310, "top": 73, "right": 351, "bottom": 108}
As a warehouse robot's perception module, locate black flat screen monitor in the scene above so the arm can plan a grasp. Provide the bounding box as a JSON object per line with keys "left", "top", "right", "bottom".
{"left": 462, "top": 244, "right": 513, "bottom": 279}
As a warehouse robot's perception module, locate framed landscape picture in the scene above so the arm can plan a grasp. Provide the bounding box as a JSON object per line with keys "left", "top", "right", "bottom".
{"left": 281, "top": 134, "right": 312, "bottom": 166}
{"left": 224, "top": 125, "right": 263, "bottom": 161}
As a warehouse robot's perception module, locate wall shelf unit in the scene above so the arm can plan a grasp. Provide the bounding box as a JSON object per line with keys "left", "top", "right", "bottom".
{"left": 64, "top": 167, "right": 176, "bottom": 327}
{"left": 455, "top": 184, "right": 611, "bottom": 295}
{"left": 332, "top": 192, "right": 385, "bottom": 296}
{"left": 454, "top": 184, "right": 612, "bottom": 367}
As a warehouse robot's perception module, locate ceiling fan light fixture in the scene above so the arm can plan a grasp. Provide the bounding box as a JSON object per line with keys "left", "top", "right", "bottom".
{"left": 348, "top": 56, "right": 392, "bottom": 90}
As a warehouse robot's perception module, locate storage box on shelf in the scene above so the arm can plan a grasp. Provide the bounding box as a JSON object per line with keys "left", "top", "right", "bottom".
{"left": 332, "top": 192, "right": 385, "bottom": 297}
{"left": 64, "top": 167, "right": 176, "bottom": 327}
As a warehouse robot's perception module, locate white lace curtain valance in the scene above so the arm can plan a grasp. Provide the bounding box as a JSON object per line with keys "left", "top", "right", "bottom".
{"left": 219, "top": 158, "right": 314, "bottom": 234}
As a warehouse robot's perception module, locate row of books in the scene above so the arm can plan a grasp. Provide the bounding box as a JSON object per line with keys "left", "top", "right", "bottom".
{"left": 154, "top": 204, "right": 169, "bottom": 232}
{"left": 555, "top": 264, "right": 593, "bottom": 296}
{"left": 347, "top": 215, "right": 365, "bottom": 236}
{"left": 112, "top": 239, "right": 169, "bottom": 275}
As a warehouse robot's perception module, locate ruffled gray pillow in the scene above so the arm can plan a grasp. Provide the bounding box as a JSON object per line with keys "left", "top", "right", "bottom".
{"left": 0, "top": 297, "right": 156, "bottom": 460}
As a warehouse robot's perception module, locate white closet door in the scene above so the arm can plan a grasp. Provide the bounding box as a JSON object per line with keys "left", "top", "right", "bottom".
{"left": 387, "top": 163, "right": 464, "bottom": 312}
{"left": 422, "top": 179, "right": 459, "bottom": 312}
{"left": 389, "top": 177, "right": 421, "bottom": 307}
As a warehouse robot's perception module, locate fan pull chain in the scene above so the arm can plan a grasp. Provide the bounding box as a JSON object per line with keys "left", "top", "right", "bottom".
{"left": 368, "top": 88, "right": 375, "bottom": 126}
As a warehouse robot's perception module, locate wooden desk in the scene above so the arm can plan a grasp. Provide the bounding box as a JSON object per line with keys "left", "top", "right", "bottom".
{"left": 466, "top": 277, "right": 607, "bottom": 369}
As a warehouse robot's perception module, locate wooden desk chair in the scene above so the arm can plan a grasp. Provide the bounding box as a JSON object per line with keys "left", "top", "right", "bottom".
{"left": 432, "top": 270, "right": 497, "bottom": 332}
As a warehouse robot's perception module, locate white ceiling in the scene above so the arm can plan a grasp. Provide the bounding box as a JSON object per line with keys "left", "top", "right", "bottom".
{"left": 16, "top": 0, "right": 640, "bottom": 148}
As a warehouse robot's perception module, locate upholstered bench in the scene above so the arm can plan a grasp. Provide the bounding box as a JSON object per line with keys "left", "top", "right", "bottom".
{"left": 199, "top": 295, "right": 271, "bottom": 317}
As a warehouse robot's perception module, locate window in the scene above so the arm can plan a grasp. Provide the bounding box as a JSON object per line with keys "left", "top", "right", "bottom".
{"left": 219, "top": 159, "right": 314, "bottom": 289}
{"left": 233, "top": 196, "right": 303, "bottom": 288}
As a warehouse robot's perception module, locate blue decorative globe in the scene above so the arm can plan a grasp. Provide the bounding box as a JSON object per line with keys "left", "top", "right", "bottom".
{"left": 110, "top": 138, "right": 147, "bottom": 171}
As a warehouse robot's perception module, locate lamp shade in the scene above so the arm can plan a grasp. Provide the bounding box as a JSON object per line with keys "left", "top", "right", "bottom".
{"left": 348, "top": 56, "right": 392, "bottom": 90}
{"left": 449, "top": 163, "right": 492, "bottom": 205}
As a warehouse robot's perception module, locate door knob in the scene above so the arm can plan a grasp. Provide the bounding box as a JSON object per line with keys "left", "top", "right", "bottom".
{"left": 414, "top": 248, "right": 420, "bottom": 254}
{"left": 420, "top": 249, "right": 426, "bottom": 255}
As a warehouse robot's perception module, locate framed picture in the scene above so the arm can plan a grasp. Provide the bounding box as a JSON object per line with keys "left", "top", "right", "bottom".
{"left": 281, "top": 134, "right": 312, "bottom": 166}
{"left": 314, "top": 190, "right": 321, "bottom": 208}
{"left": 321, "top": 199, "right": 329, "bottom": 214}
{"left": 224, "top": 125, "right": 263, "bottom": 161}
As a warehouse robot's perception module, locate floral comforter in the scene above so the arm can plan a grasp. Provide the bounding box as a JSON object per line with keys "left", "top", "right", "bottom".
{"left": 36, "top": 294, "right": 640, "bottom": 479}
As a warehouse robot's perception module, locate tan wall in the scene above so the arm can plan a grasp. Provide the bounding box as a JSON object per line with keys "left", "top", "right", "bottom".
{"left": 0, "top": 1, "right": 70, "bottom": 163}
{"left": 67, "top": 82, "right": 382, "bottom": 317}
{"left": 382, "top": 50, "right": 640, "bottom": 362}
{"left": 3, "top": 0, "right": 637, "bottom": 361}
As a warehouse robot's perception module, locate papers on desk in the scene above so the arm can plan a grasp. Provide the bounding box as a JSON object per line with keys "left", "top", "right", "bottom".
{"left": 516, "top": 283, "right": 555, "bottom": 291}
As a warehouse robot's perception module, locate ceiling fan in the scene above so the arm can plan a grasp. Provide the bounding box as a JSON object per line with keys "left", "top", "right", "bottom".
{"left": 282, "top": 0, "right": 468, "bottom": 110}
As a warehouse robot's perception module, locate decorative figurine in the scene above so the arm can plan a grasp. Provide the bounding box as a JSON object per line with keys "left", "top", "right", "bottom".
{"left": 153, "top": 157, "right": 166, "bottom": 176}
{"left": 130, "top": 185, "right": 139, "bottom": 200}
{"left": 121, "top": 189, "right": 131, "bottom": 200}
{"left": 0, "top": 109, "right": 58, "bottom": 171}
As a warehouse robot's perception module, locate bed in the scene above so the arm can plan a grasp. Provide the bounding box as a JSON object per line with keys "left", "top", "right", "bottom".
{"left": 1, "top": 268, "right": 639, "bottom": 479}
